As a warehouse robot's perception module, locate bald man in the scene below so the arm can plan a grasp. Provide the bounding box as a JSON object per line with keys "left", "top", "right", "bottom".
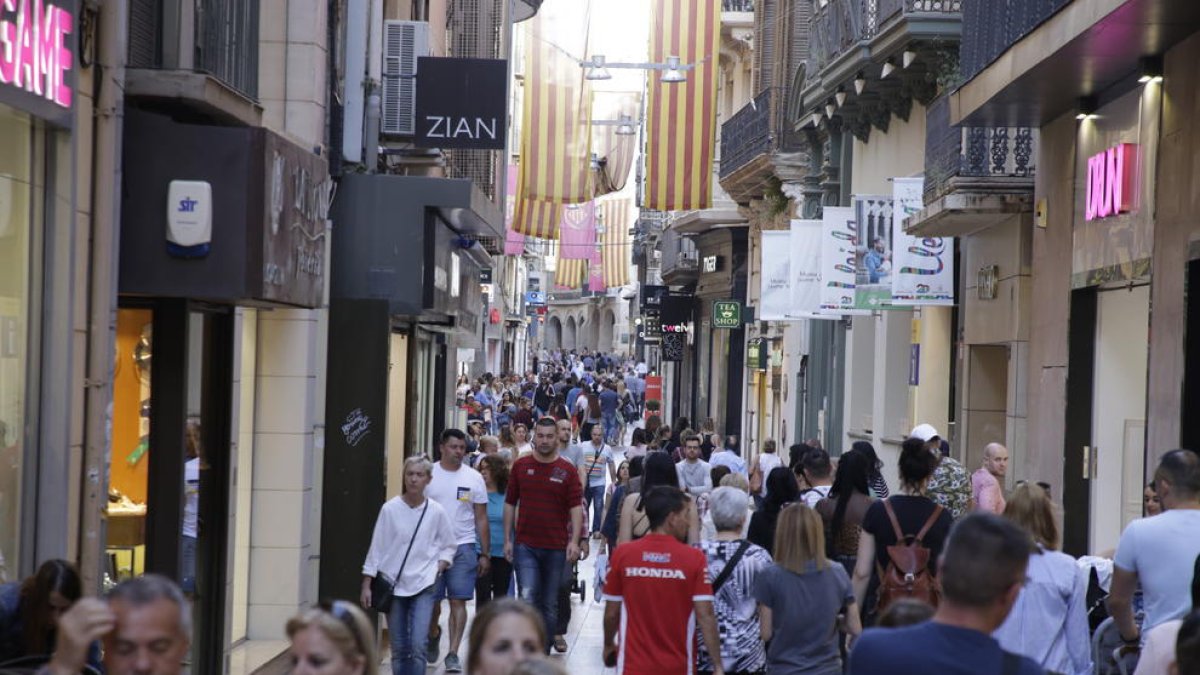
{"left": 973, "top": 443, "right": 1009, "bottom": 514}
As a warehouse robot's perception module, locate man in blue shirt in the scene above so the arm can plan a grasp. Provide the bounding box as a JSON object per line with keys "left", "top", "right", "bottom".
{"left": 598, "top": 381, "right": 620, "bottom": 445}
{"left": 863, "top": 237, "right": 887, "bottom": 284}
{"left": 848, "top": 513, "right": 1042, "bottom": 675}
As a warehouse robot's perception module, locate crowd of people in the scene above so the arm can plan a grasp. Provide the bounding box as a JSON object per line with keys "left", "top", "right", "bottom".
{"left": 3, "top": 349, "right": 1199, "bottom": 675}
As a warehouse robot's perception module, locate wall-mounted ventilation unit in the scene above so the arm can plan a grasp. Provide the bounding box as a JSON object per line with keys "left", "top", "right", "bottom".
{"left": 381, "top": 21, "right": 430, "bottom": 136}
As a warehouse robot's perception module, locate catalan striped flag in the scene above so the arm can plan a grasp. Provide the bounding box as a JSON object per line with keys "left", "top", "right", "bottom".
{"left": 600, "top": 198, "right": 632, "bottom": 287}
{"left": 591, "top": 92, "right": 640, "bottom": 198}
{"left": 554, "top": 251, "right": 586, "bottom": 290}
{"left": 513, "top": 0, "right": 593, "bottom": 238}
{"left": 644, "top": 0, "right": 720, "bottom": 211}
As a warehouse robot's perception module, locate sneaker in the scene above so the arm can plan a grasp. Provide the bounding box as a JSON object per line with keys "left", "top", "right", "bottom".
{"left": 444, "top": 654, "right": 463, "bottom": 673}
{"left": 553, "top": 635, "right": 568, "bottom": 653}
{"left": 426, "top": 630, "right": 440, "bottom": 664}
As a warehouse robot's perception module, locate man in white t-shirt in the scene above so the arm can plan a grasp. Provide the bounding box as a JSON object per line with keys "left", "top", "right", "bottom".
{"left": 799, "top": 448, "right": 833, "bottom": 508}
{"left": 1109, "top": 449, "right": 1200, "bottom": 647}
{"left": 426, "top": 428, "right": 489, "bottom": 673}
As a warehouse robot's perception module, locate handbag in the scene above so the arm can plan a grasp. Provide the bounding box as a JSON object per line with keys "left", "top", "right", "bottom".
{"left": 711, "top": 540, "right": 752, "bottom": 593}
{"left": 369, "top": 500, "right": 429, "bottom": 613}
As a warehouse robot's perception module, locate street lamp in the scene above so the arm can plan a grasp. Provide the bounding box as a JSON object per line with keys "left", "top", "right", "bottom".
{"left": 585, "top": 54, "right": 613, "bottom": 81}
{"left": 581, "top": 54, "right": 693, "bottom": 84}
{"left": 661, "top": 56, "right": 686, "bottom": 83}
{"left": 592, "top": 113, "right": 639, "bottom": 136}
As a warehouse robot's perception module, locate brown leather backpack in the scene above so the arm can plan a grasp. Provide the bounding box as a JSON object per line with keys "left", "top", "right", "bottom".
{"left": 874, "top": 498, "right": 944, "bottom": 613}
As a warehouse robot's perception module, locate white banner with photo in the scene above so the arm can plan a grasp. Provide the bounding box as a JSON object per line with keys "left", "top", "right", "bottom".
{"left": 759, "top": 230, "right": 791, "bottom": 320}
{"left": 892, "top": 176, "right": 955, "bottom": 305}
{"left": 788, "top": 219, "right": 834, "bottom": 319}
{"left": 819, "top": 207, "right": 863, "bottom": 315}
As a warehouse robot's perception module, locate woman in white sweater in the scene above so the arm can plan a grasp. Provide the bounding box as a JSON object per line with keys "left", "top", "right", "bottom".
{"left": 361, "top": 456, "right": 456, "bottom": 675}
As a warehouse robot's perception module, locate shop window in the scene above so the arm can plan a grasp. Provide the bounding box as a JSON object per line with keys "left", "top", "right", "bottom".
{"left": 0, "top": 104, "right": 34, "bottom": 581}
{"left": 108, "top": 309, "right": 154, "bottom": 582}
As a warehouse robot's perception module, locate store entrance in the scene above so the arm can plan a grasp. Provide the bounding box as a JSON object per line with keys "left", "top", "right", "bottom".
{"left": 1183, "top": 260, "right": 1200, "bottom": 452}
{"left": 109, "top": 301, "right": 232, "bottom": 675}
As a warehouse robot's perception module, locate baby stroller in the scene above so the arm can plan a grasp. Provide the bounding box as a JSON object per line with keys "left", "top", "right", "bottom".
{"left": 569, "top": 548, "right": 588, "bottom": 602}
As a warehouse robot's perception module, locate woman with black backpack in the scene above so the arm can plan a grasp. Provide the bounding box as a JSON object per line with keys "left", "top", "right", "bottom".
{"left": 852, "top": 437, "right": 953, "bottom": 623}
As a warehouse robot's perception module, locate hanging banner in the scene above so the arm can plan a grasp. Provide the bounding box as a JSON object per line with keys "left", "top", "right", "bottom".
{"left": 600, "top": 198, "right": 632, "bottom": 287}
{"left": 788, "top": 219, "right": 832, "bottom": 319}
{"left": 503, "top": 165, "right": 525, "bottom": 255}
{"left": 852, "top": 195, "right": 898, "bottom": 310}
{"left": 819, "top": 207, "right": 862, "bottom": 315}
{"left": 758, "top": 231, "right": 791, "bottom": 320}
{"left": 558, "top": 202, "right": 597, "bottom": 259}
{"left": 892, "top": 177, "right": 954, "bottom": 305}
{"left": 587, "top": 247, "right": 605, "bottom": 292}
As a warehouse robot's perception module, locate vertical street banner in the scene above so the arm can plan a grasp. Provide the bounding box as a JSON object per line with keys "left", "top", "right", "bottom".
{"left": 759, "top": 231, "right": 791, "bottom": 320}
{"left": 644, "top": 0, "right": 720, "bottom": 211}
{"left": 819, "top": 207, "right": 860, "bottom": 315}
{"left": 513, "top": 0, "right": 594, "bottom": 238}
{"left": 554, "top": 251, "right": 585, "bottom": 289}
{"left": 892, "top": 177, "right": 954, "bottom": 305}
{"left": 853, "top": 195, "right": 897, "bottom": 310}
{"left": 558, "top": 202, "right": 597, "bottom": 259}
{"left": 789, "top": 219, "right": 829, "bottom": 319}
{"left": 588, "top": 246, "right": 605, "bottom": 292}
{"left": 600, "top": 198, "right": 632, "bottom": 287}
{"left": 503, "top": 165, "right": 526, "bottom": 255}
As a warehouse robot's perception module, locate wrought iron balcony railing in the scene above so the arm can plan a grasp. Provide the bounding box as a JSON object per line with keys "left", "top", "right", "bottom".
{"left": 808, "top": 0, "right": 962, "bottom": 76}
{"left": 923, "top": 95, "right": 1035, "bottom": 206}
{"left": 719, "top": 88, "right": 776, "bottom": 179}
{"left": 722, "top": 0, "right": 754, "bottom": 11}
{"left": 960, "top": 0, "right": 1072, "bottom": 84}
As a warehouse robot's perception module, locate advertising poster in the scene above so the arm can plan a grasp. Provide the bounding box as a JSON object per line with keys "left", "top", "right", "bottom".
{"left": 852, "top": 195, "right": 897, "bottom": 310}
{"left": 788, "top": 219, "right": 831, "bottom": 319}
{"left": 759, "top": 231, "right": 791, "bottom": 320}
{"left": 819, "top": 207, "right": 859, "bottom": 315}
{"left": 891, "top": 177, "right": 955, "bottom": 304}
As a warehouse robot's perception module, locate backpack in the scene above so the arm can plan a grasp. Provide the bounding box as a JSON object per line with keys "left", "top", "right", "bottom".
{"left": 874, "top": 498, "right": 944, "bottom": 613}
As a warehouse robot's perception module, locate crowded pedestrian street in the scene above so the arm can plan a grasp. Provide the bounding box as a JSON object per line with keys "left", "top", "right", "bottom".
{"left": 5, "top": 0, "right": 1200, "bottom": 674}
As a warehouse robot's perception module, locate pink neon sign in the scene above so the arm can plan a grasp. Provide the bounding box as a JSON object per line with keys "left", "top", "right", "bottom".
{"left": 1085, "top": 143, "right": 1136, "bottom": 221}
{"left": 0, "top": 0, "right": 74, "bottom": 109}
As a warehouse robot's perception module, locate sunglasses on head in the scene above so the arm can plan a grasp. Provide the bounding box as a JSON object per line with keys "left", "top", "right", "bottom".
{"left": 318, "top": 600, "right": 367, "bottom": 659}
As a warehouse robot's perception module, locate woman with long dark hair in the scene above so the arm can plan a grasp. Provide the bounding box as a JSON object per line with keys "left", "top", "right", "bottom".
{"left": 747, "top": 467, "right": 801, "bottom": 555}
{"left": 851, "top": 441, "right": 890, "bottom": 498}
{"left": 617, "top": 452, "right": 698, "bottom": 544}
{"left": 0, "top": 560, "right": 95, "bottom": 666}
{"left": 815, "top": 450, "right": 876, "bottom": 574}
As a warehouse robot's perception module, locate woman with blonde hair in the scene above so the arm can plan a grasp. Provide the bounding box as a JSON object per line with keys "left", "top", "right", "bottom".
{"left": 287, "top": 600, "right": 378, "bottom": 675}
{"left": 753, "top": 503, "right": 860, "bottom": 674}
{"left": 467, "top": 598, "right": 546, "bottom": 675}
{"left": 993, "top": 483, "right": 1092, "bottom": 675}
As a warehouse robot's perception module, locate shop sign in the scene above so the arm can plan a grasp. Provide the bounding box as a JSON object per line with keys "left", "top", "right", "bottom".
{"left": 977, "top": 265, "right": 997, "bottom": 300}
{"left": 0, "top": 1, "right": 74, "bottom": 109}
{"left": 262, "top": 133, "right": 332, "bottom": 307}
{"left": 415, "top": 57, "right": 507, "bottom": 150}
{"left": 746, "top": 338, "right": 768, "bottom": 371}
{"left": 712, "top": 300, "right": 741, "bottom": 329}
{"left": 479, "top": 268, "right": 493, "bottom": 283}
{"left": 702, "top": 255, "right": 721, "bottom": 273}
{"left": 1085, "top": 143, "right": 1137, "bottom": 221}
{"left": 524, "top": 291, "right": 546, "bottom": 306}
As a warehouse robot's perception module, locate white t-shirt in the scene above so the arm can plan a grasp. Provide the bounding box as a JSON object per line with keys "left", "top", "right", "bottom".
{"left": 758, "top": 453, "right": 784, "bottom": 496}
{"left": 1113, "top": 509, "right": 1200, "bottom": 630}
{"left": 182, "top": 458, "right": 200, "bottom": 538}
{"left": 801, "top": 484, "right": 832, "bottom": 509}
{"left": 428, "top": 462, "right": 488, "bottom": 545}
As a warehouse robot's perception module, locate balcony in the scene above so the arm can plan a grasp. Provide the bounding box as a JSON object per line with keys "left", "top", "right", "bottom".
{"left": 906, "top": 95, "right": 1035, "bottom": 238}
{"left": 722, "top": 0, "right": 754, "bottom": 11}
{"left": 659, "top": 228, "right": 700, "bottom": 285}
{"left": 719, "top": 88, "right": 804, "bottom": 203}
{"left": 126, "top": 0, "right": 262, "bottom": 126}
{"left": 800, "top": 0, "right": 961, "bottom": 119}
{"left": 959, "top": 0, "right": 1072, "bottom": 85}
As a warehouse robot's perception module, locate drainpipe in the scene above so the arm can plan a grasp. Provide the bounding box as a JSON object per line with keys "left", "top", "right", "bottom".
{"left": 363, "top": 0, "right": 383, "bottom": 172}
{"left": 80, "top": 0, "right": 128, "bottom": 593}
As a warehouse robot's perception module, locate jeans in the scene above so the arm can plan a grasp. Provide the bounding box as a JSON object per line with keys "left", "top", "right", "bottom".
{"left": 602, "top": 412, "right": 619, "bottom": 444}
{"left": 475, "top": 556, "right": 514, "bottom": 612}
{"left": 585, "top": 484, "right": 606, "bottom": 533}
{"left": 387, "top": 585, "right": 437, "bottom": 675}
{"left": 514, "top": 544, "right": 566, "bottom": 653}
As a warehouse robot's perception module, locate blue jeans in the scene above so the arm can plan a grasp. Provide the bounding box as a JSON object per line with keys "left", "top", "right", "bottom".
{"left": 387, "top": 585, "right": 437, "bottom": 675}
{"left": 602, "top": 412, "right": 619, "bottom": 444}
{"left": 585, "top": 484, "right": 606, "bottom": 533}
{"left": 514, "top": 544, "right": 566, "bottom": 653}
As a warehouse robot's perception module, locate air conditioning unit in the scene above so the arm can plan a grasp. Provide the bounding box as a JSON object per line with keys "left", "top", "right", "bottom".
{"left": 381, "top": 21, "right": 429, "bottom": 136}
{"left": 678, "top": 250, "right": 699, "bottom": 267}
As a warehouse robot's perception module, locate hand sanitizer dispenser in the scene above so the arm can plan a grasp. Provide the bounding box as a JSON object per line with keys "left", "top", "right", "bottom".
{"left": 166, "top": 180, "right": 212, "bottom": 258}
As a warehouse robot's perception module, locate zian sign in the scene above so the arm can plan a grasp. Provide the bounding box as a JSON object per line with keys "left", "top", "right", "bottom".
{"left": 415, "top": 57, "right": 507, "bottom": 150}
{"left": 0, "top": 0, "right": 75, "bottom": 122}
{"left": 1085, "top": 143, "right": 1136, "bottom": 221}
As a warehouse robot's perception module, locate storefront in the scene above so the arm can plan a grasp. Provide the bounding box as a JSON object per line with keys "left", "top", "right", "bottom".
{"left": 0, "top": 0, "right": 78, "bottom": 580}
{"left": 321, "top": 174, "right": 501, "bottom": 605}
{"left": 689, "top": 229, "right": 747, "bottom": 437}
{"left": 118, "top": 108, "right": 330, "bottom": 671}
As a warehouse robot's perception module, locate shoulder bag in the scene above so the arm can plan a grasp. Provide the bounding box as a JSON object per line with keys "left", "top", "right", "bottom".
{"left": 711, "top": 540, "right": 752, "bottom": 593}
{"left": 369, "top": 500, "right": 429, "bottom": 614}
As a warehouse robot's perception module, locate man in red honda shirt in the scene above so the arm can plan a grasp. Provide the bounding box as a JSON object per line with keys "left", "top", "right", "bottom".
{"left": 603, "top": 486, "right": 724, "bottom": 675}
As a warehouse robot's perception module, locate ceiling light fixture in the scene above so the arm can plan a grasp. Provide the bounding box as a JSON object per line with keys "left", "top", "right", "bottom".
{"left": 1075, "top": 96, "right": 1097, "bottom": 121}
{"left": 902, "top": 49, "right": 917, "bottom": 69}
{"left": 881, "top": 58, "right": 896, "bottom": 79}
{"left": 1138, "top": 55, "right": 1163, "bottom": 83}
{"left": 854, "top": 72, "right": 866, "bottom": 95}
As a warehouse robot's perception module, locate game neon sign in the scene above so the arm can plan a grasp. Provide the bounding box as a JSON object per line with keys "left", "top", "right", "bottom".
{"left": 1085, "top": 143, "right": 1136, "bottom": 221}
{"left": 0, "top": 0, "right": 74, "bottom": 109}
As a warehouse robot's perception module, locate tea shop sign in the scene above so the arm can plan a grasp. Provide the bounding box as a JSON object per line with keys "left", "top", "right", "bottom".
{"left": 1084, "top": 143, "right": 1136, "bottom": 221}
{"left": 0, "top": 0, "right": 75, "bottom": 109}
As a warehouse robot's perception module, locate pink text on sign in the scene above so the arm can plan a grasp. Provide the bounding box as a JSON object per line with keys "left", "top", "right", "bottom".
{"left": 0, "top": 0, "right": 74, "bottom": 109}
{"left": 1085, "top": 143, "right": 1137, "bottom": 221}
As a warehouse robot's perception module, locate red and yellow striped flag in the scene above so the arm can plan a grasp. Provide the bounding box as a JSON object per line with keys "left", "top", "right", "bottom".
{"left": 600, "top": 198, "right": 632, "bottom": 287}
{"left": 644, "top": 0, "right": 720, "bottom": 211}
{"left": 513, "top": 0, "right": 593, "bottom": 238}
{"left": 554, "top": 254, "right": 586, "bottom": 290}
